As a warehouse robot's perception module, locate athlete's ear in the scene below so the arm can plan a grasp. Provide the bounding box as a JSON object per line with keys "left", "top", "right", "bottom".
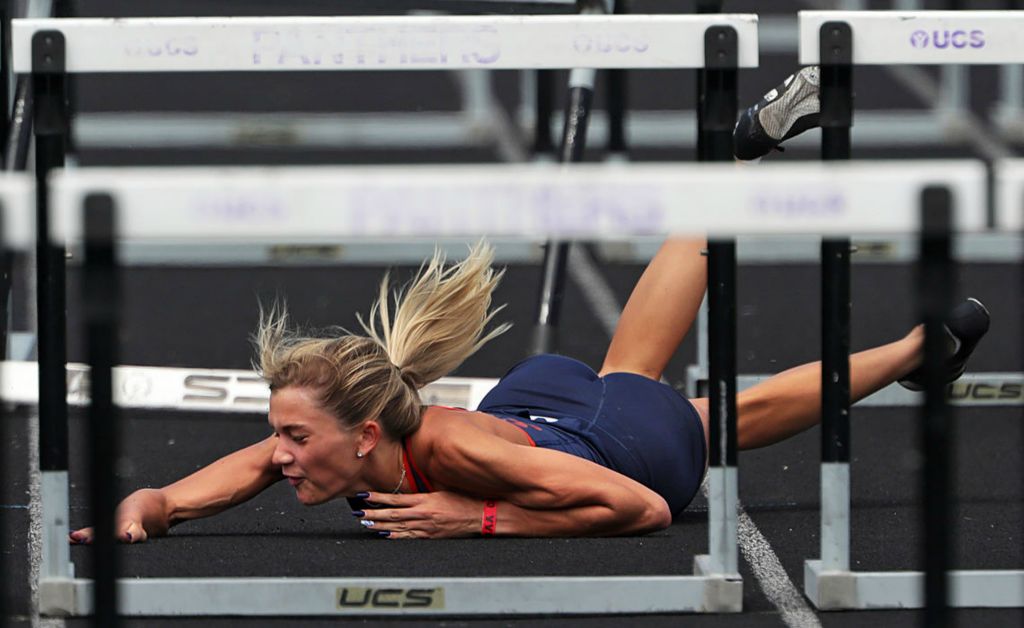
{"left": 357, "top": 420, "right": 384, "bottom": 455}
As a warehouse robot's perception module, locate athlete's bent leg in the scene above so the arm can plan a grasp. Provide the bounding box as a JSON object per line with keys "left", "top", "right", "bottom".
{"left": 599, "top": 238, "right": 707, "bottom": 380}
{"left": 689, "top": 326, "right": 924, "bottom": 451}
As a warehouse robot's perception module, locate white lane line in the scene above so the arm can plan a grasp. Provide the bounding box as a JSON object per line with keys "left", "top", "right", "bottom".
{"left": 572, "top": 243, "right": 820, "bottom": 627}
{"left": 567, "top": 243, "right": 623, "bottom": 334}
{"left": 737, "top": 503, "right": 821, "bottom": 627}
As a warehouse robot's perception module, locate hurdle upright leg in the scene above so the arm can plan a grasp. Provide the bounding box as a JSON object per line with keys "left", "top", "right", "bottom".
{"left": 31, "top": 30, "right": 75, "bottom": 614}
{"left": 692, "top": 18, "right": 741, "bottom": 592}
{"left": 918, "top": 187, "right": 955, "bottom": 628}
{"left": 82, "top": 193, "right": 121, "bottom": 628}
{"left": 810, "top": 19, "right": 856, "bottom": 605}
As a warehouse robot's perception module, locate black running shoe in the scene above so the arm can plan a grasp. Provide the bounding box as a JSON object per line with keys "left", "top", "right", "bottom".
{"left": 733, "top": 66, "right": 821, "bottom": 161}
{"left": 898, "top": 298, "right": 991, "bottom": 392}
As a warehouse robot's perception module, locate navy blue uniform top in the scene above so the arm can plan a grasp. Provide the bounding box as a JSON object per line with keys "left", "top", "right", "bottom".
{"left": 403, "top": 354, "right": 707, "bottom": 516}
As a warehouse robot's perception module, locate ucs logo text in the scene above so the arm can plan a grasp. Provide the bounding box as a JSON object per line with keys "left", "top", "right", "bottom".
{"left": 336, "top": 587, "right": 444, "bottom": 609}
{"left": 910, "top": 29, "right": 984, "bottom": 49}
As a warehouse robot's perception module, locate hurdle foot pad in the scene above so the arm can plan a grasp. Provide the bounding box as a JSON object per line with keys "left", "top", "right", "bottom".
{"left": 40, "top": 577, "right": 80, "bottom": 616}
{"left": 693, "top": 554, "right": 743, "bottom": 612}
{"left": 804, "top": 559, "right": 857, "bottom": 610}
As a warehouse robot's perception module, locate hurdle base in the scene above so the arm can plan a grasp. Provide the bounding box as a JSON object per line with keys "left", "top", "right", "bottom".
{"left": 693, "top": 554, "right": 743, "bottom": 612}
{"left": 38, "top": 573, "right": 746, "bottom": 616}
{"left": 39, "top": 577, "right": 79, "bottom": 617}
{"left": 804, "top": 560, "right": 1024, "bottom": 610}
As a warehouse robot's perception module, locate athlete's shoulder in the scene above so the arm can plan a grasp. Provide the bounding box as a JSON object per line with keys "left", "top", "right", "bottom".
{"left": 415, "top": 406, "right": 476, "bottom": 446}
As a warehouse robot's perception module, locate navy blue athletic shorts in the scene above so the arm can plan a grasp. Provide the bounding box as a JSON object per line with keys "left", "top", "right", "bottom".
{"left": 476, "top": 354, "right": 707, "bottom": 516}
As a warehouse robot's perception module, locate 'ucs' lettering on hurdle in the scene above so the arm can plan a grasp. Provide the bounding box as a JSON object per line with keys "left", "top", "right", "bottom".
{"left": 251, "top": 26, "right": 500, "bottom": 67}
{"left": 572, "top": 32, "right": 649, "bottom": 54}
{"left": 947, "top": 381, "right": 1022, "bottom": 401}
{"left": 909, "top": 29, "right": 985, "bottom": 49}
{"left": 124, "top": 37, "right": 199, "bottom": 58}
{"left": 336, "top": 587, "right": 443, "bottom": 609}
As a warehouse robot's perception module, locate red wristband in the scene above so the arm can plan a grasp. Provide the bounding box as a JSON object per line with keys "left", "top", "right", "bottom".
{"left": 481, "top": 500, "right": 498, "bottom": 536}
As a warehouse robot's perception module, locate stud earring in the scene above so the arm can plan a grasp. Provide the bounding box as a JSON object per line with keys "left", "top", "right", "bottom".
{"left": 356, "top": 451, "right": 364, "bottom": 459}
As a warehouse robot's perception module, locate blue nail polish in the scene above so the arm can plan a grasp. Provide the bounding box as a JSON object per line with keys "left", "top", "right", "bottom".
{"left": 356, "top": 492, "right": 370, "bottom": 499}
{"left": 359, "top": 520, "right": 374, "bottom": 528}
{"left": 351, "top": 510, "right": 365, "bottom": 518}
{"left": 378, "top": 531, "right": 391, "bottom": 537}
{"left": 126, "top": 532, "right": 132, "bottom": 542}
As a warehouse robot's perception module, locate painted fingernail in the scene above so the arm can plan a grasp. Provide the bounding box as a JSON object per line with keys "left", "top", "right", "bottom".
{"left": 378, "top": 531, "right": 391, "bottom": 538}
{"left": 351, "top": 510, "right": 365, "bottom": 518}
{"left": 359, "top": 520, "right": 374, "bottom": 528}
{"left": 126, "top": 532, "right": 132, "bottom": 542}
{"left": 356, "top": 492, "right": 370, "bottom": 499}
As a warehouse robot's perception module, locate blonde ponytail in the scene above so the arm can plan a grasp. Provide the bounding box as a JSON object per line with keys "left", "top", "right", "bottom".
{"left": 254, "top": 242, "right": 509, "bottom": 438}
{"left": 360, "top": 241, "right": 510, "bottom": 389}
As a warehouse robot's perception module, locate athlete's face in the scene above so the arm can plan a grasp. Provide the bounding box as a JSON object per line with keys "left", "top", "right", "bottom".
{"left": 268, "top": 386, "right": 366, "bottom": 505}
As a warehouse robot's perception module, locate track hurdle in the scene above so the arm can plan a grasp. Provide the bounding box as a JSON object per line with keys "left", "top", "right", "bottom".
{"left": 799, "top": 10, "right": 1024, "bottom": 618}
{"left": 38, "top": 159, "right": 987, "bottom": 618}
{"left": 11, "top": 12, "right": 757, "bottom": 619}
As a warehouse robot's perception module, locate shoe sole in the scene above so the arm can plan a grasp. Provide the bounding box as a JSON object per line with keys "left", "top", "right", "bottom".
{"left": 757, "top": 67, "right": 820, "bottom": 141}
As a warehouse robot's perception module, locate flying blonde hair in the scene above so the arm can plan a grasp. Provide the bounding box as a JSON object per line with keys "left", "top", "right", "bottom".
{"left": 254, "top": 242, "right": 510, "bottom": 439}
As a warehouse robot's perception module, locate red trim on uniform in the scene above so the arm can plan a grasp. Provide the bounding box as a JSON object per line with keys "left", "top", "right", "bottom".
{"left": 403, "top": 440, "right": 435, "bottom": 493}
{"left": 504, "top": 422, "right": 537, "bottom": 447}
{"left": 400, "top": 446, "right": 418, "bottom": 494}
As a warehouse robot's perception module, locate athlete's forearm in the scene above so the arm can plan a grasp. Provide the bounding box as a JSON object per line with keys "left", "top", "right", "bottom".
{"left": 492, "top": 497, "right": 669, "bottom": 537}
{"left": 162, "top": 435, "right": 282, "bottom": 526}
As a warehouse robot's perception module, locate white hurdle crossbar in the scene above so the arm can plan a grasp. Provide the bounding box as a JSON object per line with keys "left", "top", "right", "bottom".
{"left": 49, "top": 161, "right": 989, "bottom": 243}
{"left": 798, "top": 13, "right": 1024, "bottom": 612}
{"left": 12, "top": 15, "right": 759, "bottom": 73}
{"left": 0, "top": 174, "right": 37, "bottom": 251}
{"left": 0, "top": 361, "right": 498, "bottom": 414}
{"left": 33, "top": 160, "right": 990, "bottom": 617}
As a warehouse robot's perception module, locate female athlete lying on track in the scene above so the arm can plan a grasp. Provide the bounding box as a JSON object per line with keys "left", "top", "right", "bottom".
{"left": 68, "top": 236, "right": 990, "bottom": 542}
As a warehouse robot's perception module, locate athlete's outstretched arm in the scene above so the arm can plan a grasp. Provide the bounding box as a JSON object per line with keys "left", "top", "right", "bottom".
{"left": 363, "top": 421, "right": 672, "bottom": 538}
{"left": 70, "top": 435, "right": 284, "bottom": 544}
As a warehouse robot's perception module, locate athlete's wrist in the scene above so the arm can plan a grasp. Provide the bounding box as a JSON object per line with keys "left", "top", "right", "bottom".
{"left": 480, "top": 499, "right": 498, "bottom": 536}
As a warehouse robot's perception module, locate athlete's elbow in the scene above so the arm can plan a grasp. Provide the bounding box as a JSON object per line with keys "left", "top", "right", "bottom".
{"left": 607, "top": 494, "right": 671, "bottom": 534}
{"left": 634, "top": 494, "right": 672, "bottom": 533}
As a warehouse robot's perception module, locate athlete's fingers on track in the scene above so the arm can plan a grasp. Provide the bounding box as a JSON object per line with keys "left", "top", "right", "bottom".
{"left": 69, "top": 527, "right": 94, "bottom": 544}
{"left": 359, "top": 491, "right": 423, "bottom": 508}
{"left": 380, "top": 529, "right": 425, "bottom": 539}
{"left": 121, "top": 521, "right": 148, "bottom": 543}
{"left": 372, "top": 507, "right": 425, "bottom": 522}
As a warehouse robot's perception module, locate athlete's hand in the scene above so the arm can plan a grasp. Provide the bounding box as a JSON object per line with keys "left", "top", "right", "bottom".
{"left": 69, "top": 488, "right": 170, "bottom": 545}
{"left": 353, "top": 491, "right": 487, "bottom": 539}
